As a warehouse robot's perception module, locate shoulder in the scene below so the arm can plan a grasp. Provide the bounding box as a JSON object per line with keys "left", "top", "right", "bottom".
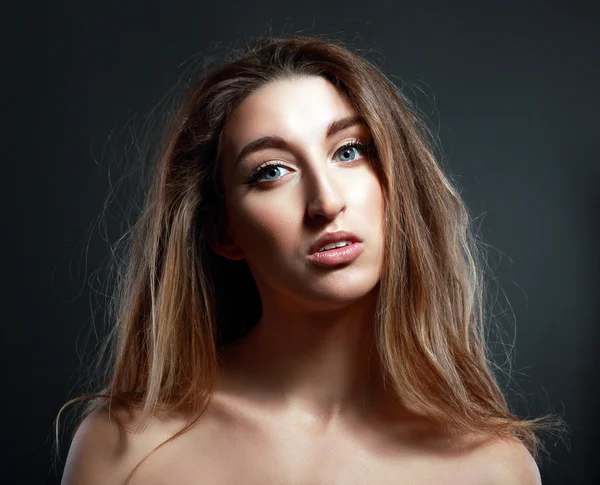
{"left": 460, "top": 436, "right": 542, "bottom": 485}
{"left": 61, "top": 402, "right": 184, "bottom": 485}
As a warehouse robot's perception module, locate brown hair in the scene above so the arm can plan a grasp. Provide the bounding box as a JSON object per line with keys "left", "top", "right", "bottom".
{"left": 57, "top": 34, "right": 562, "bottom": 481}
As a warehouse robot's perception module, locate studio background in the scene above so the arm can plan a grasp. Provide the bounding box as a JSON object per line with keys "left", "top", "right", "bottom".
{"left": 8, "top": 1, "right": 597, "bottom": 484}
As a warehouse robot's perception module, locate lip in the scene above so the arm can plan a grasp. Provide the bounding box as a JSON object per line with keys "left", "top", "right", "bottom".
{"left": 307, "top": 230, "right": 364, "bottom": 267}
{"left": 308, "top": 230, "right": 363, "bottom": 255}
{"left": 306, "top": 241, "right": 364, "bottom": 267}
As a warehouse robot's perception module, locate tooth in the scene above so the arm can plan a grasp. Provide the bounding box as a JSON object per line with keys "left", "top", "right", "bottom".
{"left": 318, "top": 241, "right": 350, "bottom": 252}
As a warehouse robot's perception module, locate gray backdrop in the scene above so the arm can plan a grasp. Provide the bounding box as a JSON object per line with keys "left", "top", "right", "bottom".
{"left": 8, "top": 1, "right": 598, "bottom": 483}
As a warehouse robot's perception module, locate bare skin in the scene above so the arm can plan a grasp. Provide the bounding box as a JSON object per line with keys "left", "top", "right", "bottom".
{"left": 61, "top": 76, "right": 541, "bottom": 484}
{"left": 62, "top": 382, "right": 539, "bottom": 485}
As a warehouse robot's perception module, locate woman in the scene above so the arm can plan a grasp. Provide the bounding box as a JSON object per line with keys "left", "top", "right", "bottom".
{"left": 59, "top": 35, "right": 558, "bottom": 484}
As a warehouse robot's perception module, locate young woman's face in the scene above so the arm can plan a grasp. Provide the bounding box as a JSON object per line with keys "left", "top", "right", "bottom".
{"left": 217, "top": 76, "right": 384, "bottom": 309}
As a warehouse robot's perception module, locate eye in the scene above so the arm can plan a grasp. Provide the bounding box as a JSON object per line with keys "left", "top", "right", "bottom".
{"left": 244, "top": 162, "right": 292, "bottom": 184}
{"left": 243, "top": 140, "right": 372, "bottom": 186}
{"left": 335, "top": 141, "right": 366, "bottom": 163}
{"left": 261, "top": 165, "right": 291, "bottom": 181}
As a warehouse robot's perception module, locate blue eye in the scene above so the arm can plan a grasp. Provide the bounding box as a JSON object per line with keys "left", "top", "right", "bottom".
{"left": 244, "top": 163, "right": 291, "bottom": 184}
{"left": 261, "top": 165, "right": 291, "bottom": 180}
{"left": 336, "top": 143, "right": 362, "bottom": 163}
{"left": 243, "top": 140, "right": 372, "bottom": 185}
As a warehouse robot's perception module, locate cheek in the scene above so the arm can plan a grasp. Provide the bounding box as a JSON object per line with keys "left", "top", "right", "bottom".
{"left": 351, "top": 172, "right": 386, "bottom": 265}
{"left": 352, "top": 171, "right": 385, "bottom": 219}
{"left": 228, "top": 196, "right": 299, "bottom": 256}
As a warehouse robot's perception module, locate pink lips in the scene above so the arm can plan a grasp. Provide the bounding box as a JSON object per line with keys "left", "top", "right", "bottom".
{"left": 307, "top": 241, "right": 364, "bottom": 267}
{"left": 307, "top": 230, "right": 364, "bottom": 267}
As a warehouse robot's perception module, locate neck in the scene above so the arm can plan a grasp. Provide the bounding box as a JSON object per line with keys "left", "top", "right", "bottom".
{"left": 217, "top": 289, "right": 398, "bottom": 433}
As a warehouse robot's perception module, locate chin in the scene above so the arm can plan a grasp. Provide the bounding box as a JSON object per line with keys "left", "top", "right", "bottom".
{"left": 294, "top": 269, "right": 381, "bottom": 306}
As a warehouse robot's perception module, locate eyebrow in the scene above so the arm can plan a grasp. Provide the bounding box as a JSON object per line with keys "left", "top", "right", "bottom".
{"left": 234, "top": 115, "right": 366, "bottom": 166}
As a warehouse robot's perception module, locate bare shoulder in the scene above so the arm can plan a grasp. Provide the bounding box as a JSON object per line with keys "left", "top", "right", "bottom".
{"left": 61, "top": 402, "right": 186, "bottom": 485}
{"left": 456, "top": 436, "right": 542, "bottom": 485}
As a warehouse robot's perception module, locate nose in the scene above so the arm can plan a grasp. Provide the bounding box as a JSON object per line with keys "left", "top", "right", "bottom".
{"left": 305, "top": 167, "right": 346, "bottom": 222}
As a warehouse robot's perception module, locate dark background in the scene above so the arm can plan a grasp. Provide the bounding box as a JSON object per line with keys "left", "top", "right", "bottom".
{"left": 7, "top": 1, "right": 598, "bottom": 483}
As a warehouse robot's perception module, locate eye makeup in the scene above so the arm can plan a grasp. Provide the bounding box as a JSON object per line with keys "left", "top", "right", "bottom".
{"left": 242, "top": 139, "right": 374, "bottom": 186}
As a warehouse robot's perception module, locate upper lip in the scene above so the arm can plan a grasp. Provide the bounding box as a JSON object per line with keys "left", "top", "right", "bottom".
{"left": 308, "top": 230, "right": 363, "bottom": 255}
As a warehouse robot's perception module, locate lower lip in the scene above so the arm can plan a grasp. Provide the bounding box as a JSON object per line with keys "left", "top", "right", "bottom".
{"left": 307, "top": 242, "right": 364, "bottom": 267}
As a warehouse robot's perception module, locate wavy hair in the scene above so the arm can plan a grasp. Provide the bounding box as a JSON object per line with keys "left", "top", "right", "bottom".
{"left": 57, "top": 34, "right": 561, "bottom": 482}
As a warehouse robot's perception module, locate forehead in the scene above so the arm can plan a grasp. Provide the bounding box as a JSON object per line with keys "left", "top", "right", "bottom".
{"left": 221, "top": 76, "right": 358, "bottom": 156}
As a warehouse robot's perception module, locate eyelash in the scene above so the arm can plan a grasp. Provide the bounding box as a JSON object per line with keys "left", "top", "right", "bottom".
{"left": 243, "top": 140, "right": 372, "bottom": 185}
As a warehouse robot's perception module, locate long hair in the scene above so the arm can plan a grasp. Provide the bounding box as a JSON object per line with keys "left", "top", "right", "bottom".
{"left": 57, "top": 34, "right": 561, "bottom": 481}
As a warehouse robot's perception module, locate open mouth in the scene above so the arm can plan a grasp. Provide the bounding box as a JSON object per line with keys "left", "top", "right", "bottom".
{"left": 317, "top": 241, "right": 353, "bottom": 252}
{"left": 307, "top": 241, "right": 364, "bottom": 267}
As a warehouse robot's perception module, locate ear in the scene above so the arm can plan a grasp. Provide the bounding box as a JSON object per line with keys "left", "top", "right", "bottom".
{"left": 207, "top": 218, "right": 245, "bottom": 261}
